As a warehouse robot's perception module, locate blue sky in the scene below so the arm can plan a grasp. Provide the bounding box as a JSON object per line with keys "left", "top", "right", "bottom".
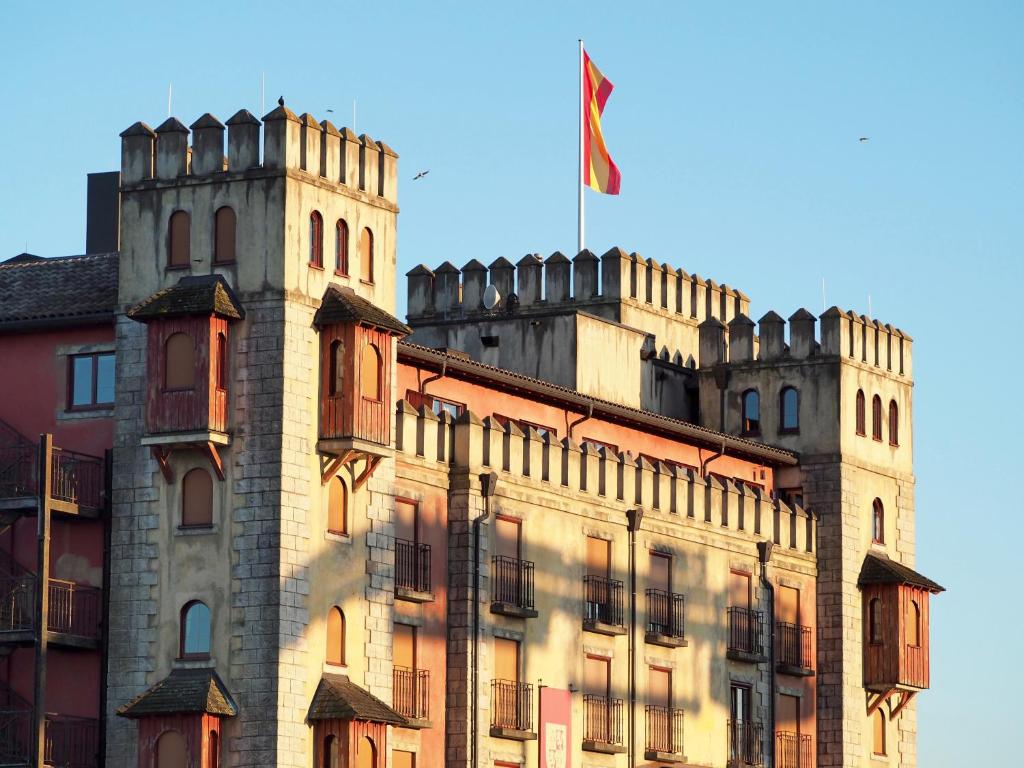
{"left": 1, "top": 1, "right": 1020, "bottom": 763}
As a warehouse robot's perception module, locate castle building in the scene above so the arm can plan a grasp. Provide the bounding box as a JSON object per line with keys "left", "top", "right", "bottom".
{"left": 0, "top": 101, "right": 941, "bottom": 768}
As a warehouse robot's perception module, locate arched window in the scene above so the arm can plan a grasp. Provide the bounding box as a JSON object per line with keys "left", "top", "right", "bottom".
{"left": 323, "top": 735, "right": 340, "bottom": 768}
{"left": 855, "top": 389, "right": 866, "bottom": 436}
{"left": 869, "top": 597, "right": 883, "bottom": 644}
{"left": 741, "top": 389, "right": 760, "bottom": 435}
{"left": 182, "top": 468, "right": 213, "bottom": 527}
{"left": 356, "top": 736, "right": 376, "bottom": 768}
{"left": 214, "top": 206, "right": 236, "bottom": 265}
{"left": 216, "top": 332, "right": 228, "bottom": 390}
{"left": 156, "top": 730, "right": 188, "bottom": 768}
{"left": 327, "top": 606, "right": 345, "bottom": 665}
{"left": 165, "top": 333, "right": 196, "bottom": 390}
{"left": 361, "top": 344, "right": 382, "bottom": 401}
{"left": 180, "top": 600, "right": 211, "bottom": 659}
{"left": 907, "top": 599, "right": 921, "bottom": 647}
{"left": 872, "top": 498, "right": 884, "bottom": 544}
{"left": 779, "top": 387, "right": 799, "bottom": 432}
{"left": 310, "top": 211, "right": 324, "bottom": 268}
{"left": 888, "top": 400, "right": 899, "bottom": 445}
{"left": 208, "top": 731, "right": 219, "bottom": 768}
{"left": 335, "top": 219, "right": 349, "bottom": 275}
{"left": 872, "top": 395, "right": 883, "bottom": 441}
{"left": 168, "top": 211, "right": 190, "bottom": 268}
{"left": 872, "top": 709, "right": 886, "bottom": 756}
{"left": 328, "top": 340, "right": 343, "bottom": 397}
{"left": 359, "top": 228, "right": 374, "bottom": 283}
{"left": 327, "top": 477, "right": 348, "bottom": 535}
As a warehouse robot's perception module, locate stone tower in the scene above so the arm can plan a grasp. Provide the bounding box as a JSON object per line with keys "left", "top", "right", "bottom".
{"left": 106, "top": 106, "right": 402, "bottom": 767}
{"left": 697, "top": 309, "right": 932, "bottom": 768}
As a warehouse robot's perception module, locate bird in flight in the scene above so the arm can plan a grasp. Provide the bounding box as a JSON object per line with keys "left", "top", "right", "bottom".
{"left": 859, "top": 137, "right": 870, "bottom": 143}
{"left": 413, "top": 170, "right": 430, "bottom": 180}
{"left": 326, "top": 108, "right": 334, "bottom": 113}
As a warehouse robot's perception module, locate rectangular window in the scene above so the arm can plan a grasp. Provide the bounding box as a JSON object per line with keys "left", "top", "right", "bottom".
{"left": 649, "top": 552, "right": 671, "bottom": 593}
{"left": 395, "top": 623, "right": 416, "bottom": 670}
{"left": 68, "top": 352, "right": 115, "bottom": 409}
{"left": 396, "top": 499, "right": 419, "bottom": 544}
{"left": 584, "top": 655, "right": 610, "bottom": 697}
{"left": 778, "top": 693, "right": 799, "bottom": 734}
{"left": 495, "top": 516, "right": 521, "bottom": 561}
{"left": 648, "top": 666, "right": 671, "bottom": 708}
{"left": 494, "top": 637, "right": 520, "bottom": 683}
{"left": 393, "top": 752, "right": 415, "bottom": 768}
{"left": 581, "top": 437, "right": 618, "bottom": 455}
{"left": 403, "top": 388, "right": 465, "bottom": 418}
{"left": 494, "top": 413, "right": 558, "bottom": 439}
{"left": 586, "top": 536, "right": 611, "bottom": 578}
{"left": 778, "top": 586, "right": 800, "bottom": 626}
{"left": 730, "top": 683, "right": 751, "bottom": 722}
{"left": 729, "top": 571, "right": 751, "bottom": 610}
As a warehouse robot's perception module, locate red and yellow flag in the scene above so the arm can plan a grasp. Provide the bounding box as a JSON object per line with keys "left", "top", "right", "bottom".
{"left": 583, "top": 50, "right": 621, "bottom": 195}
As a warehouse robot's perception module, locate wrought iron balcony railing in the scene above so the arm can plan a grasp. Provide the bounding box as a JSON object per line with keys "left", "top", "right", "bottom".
{"left": 728, "top": 720, "right": 764, "bottom": 767}
{"left": 491, "top": 680, "right": 533, "bottom": 733}
{"left": 645, "top": 705, "right": 685, "bottom": 756}
{"left": 583, "top": 695, "right": 624, "bottom": 747}
{"left": 0, "top": 682, "right": 99, "bottom": 768}
{"left": 775, "top": 731, "right": 813, "bottom": 768}
{"left": 392, "top": 666, "right": 429, "bottom": 722}
{"left": 646, "top": 589, "right": 686, "bottom": 640}
{"left": 0, "top": 423, "right": 104, "bottom": 511}
{"left": 491, "top": 556, "right": 535, "bottom": 613}
{"left": 727, "top": 607, "right": 766, "bottom": 659}
{"left": 584, "top": 575, "right": 624, "bottom": 628}
{"left": 0, "top": 575, "right": 101, "bottom": 641}
{"left": 776, "top": 621, "right": 813, "bottom": 673}
{"left": 395, "top": 539, "right": 431, "bottom": 596}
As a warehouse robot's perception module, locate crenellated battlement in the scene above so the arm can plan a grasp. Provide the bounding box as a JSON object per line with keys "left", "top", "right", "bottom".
{"left": 699, "top": 306, "right": 913, "bottom": 378}
{"left": 394, "top": 401, "right": 815, "bottom": 554}
{"left": 406, "top": 247, "right": 751, "bottom": 325}
{"left": 118, "top": 106, "right": 398, "bottom": 203}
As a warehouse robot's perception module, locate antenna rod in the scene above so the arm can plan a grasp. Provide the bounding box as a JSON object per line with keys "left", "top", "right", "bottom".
{"left": 260, "top": 72, "right": 265, "bottom": 117}
{"left": 353, "top": 99, "right": 357, "bottom": 134}
{"left": 167, "top": 83, "right": 172, "bottom": 117}
{"left": 821, "top": 278, "right": 826, "bottom": 312}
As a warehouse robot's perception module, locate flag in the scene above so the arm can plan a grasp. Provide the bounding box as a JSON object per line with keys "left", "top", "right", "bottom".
{"left": 583, "top": 50, "right": 621, "bottom": 195}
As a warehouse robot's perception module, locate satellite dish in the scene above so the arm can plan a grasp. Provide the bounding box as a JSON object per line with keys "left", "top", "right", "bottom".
{"left": 483, "top": 284, "right": 501, "bottom": 310}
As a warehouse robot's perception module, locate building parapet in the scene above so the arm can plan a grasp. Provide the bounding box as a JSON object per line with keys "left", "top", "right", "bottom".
{"left": 394, "top": 402, "right": 815, "bottom": 554}
{"left": 118, "top": 107, "right": 398, "bottom": 203}
{"left": 406, "top": 248, "right": 751, "bottom": 326}
{"left": 699, "top": 306, "right": 913, "bottom": 378}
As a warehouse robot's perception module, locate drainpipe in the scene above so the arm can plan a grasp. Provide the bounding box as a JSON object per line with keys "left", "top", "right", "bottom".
{"left": 757, "top": 540, "right": 776, "bottom": 768}
{"left": 626, "top": 508, "right": 644, "bottom": 768}
{"left": 567, "top": 402, "right": 593, "bottom": 441}
{"left": 472, "top": 472, "right": 499, "bottom": 768}
{"left": 700, "top": 439, "right": 727, "bottom": 478}
{"left": 419, "top": 353, "right": 449, "bottom": 400}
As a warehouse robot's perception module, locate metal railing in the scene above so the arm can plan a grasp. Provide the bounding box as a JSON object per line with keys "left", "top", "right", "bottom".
{"left": 728, "top": 607, "right": 765, "bottom": 656}
{"left": 49, "top": 449, "right": 104, "bottom": 510}
{"left": 584, "top": 575, "right": 624, "bottom": 627}
{"left": 728, "top": 720, "right": 764, "bottom": 767}
{"left": 776, "top": 622, "right": 813, "bottom": 671}
{"left": 0, "top": 439, "right": 35, "bottom": 501}
{"left": 393, "top": 667, "right": 429, "bottom": 721}
{"left": 776, "top": 731, "right": 813, "bottom": 768}
{"left": 0, "top": 575, "right": 101, "bottom": 640}
{"left": 645, "top": 705, "right": 684, "bottom": 755}
{"left": 0, "top": 683, "right": 98, "bottom": 768}
{"left": 491, "top": 680, "right": 533, "bottom": 732}
{"left": 646, "top": 589, "right": 685, "bottom": 639}
{"left": 395, "top": 539, "right": 431, "bottom": 594}
{"left": 491, "top": 556, "right": 535, "bottom": 611}
{"left": 583, "top": 695, "right": 624, "bottom": 746}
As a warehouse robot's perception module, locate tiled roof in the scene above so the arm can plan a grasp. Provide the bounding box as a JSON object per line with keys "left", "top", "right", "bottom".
{"left": 307, "top": 674, "right": 407, "bottom": 725}
{"left": 0, "top": 253, "right": 118, "bottom": 328}
{"left": 117, "top": 668, "right": 237, "bottom": 718}
{"left": 314, "top": 284, "right": 411, "bottom": 335}
{"left": 858, "top": 553, "right": 944, "bottom": 593}
{"left": 128, "top": 275, "right": 245, "bottom": 321}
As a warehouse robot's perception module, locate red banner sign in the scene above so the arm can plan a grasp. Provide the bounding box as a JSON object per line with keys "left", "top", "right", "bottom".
{"left": 539, "top": 687, "right": 572, "bottom": 768}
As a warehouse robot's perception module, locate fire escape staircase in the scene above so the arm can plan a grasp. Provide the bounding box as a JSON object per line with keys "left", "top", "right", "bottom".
{"left": 0, "top": 679, "right": 99, "bottom": 768}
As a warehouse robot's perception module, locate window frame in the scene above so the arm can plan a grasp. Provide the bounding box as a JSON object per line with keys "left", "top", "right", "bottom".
{"left": 326, "top": 606, "right": 346, "bottom": 666}
{"left": 872, "top": 709, "right": 887, "bottom": 756}
{"left": 66, "top": 351, "right": 115, "bottom": 411}
{"left": 309, "top": 211, "right": 324, "bottom": 269}
{"left": 213, "top": 206, "right": 236, "bottom": 265}
{"left": 359, "top": 227, "right": 374, "bottom": 284}
{"left": 779, "top": 386, "right": 800, "bottom": 434}
{"left": 868, "top": 597, "right": 883, "bottom": 645}
{"left": 741, "top": 388, "right": 760, "bottom": 436}
{"left": 167, "top": 210, "right": 191, "bottom": 269}
{"left": 871, "top": 394, "right": 883, "bottom": 441}
{"left": 335, "top": 219, "right": 350, "bottom": 276}
{"left": 888, "top": 399, "right": 899, "bottom": 446}
{"left": 329, "top": 340, "right": 344, "bottom": 398}
{"left": 907, "top": 599, "right": 921, "bottom": 648}
{"left": 215, "top": 332, "right": 228, "bottom": 392}
{"left": 855, "top": 389, "right": 866, "bottom": 436}
{"left": 871, "top": 499, "right": 885, "bottom": 545}
{"left": 360, "top": 343, "right": 383, "bottom": 403}
{"left": 179, "top": 600, "right": 212, "bottom": 660}
{"left": 327, "top": 476, "right": 349, "bottom": 537}
{"left": 181, "top": 467, "right": 214, "bottom": 529}
{"left": 164, "top": 332, "right": 197, "bottom": 392}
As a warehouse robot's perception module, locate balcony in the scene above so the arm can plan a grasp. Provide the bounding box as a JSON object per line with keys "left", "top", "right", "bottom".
{"left": 0, "top": 682, "right": 99, "bottom": 768}
{"left": 645, "top": 706, "right": 686, "bottom": 762}
{"left": 776, "top": 731, "right": 813, "bottom": 768}
{"left": 583, "top": 576, "right": 626, "bottom": 636}
{"left": 645, "top": 589, "right": 687, "bottom": 648}
{"left": 727, "top": 607, "right": 767, "bottom": 663}
{"left": 491, "top": 556, "right": 537, "bottom": 619}
{"left": 728, "top": 720, "right": 764, "bottom": 767}
{"left": 394, "top": 539, "right": 432, "bottom": 603}
{"left": 776, "top": 622, "right": 814, "bottom": 676}
{"left": 582, "top": 695, "right": 626, "bottom": 754}
{"left": 0, "top": 569, "right": 101, "bottom": 650}
{"left": 490, "top": 680, "right": 535, "bottom": 740}
{"left": 392, "top": 667, "right": 430, "bottom": 728}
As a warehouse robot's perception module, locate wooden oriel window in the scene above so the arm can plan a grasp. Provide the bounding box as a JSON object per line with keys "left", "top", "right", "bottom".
{"left": 872, "top": 499, "right": 884, "bottom": 545}
{"left": 215, "top": 332, "right": 228, "bottom": 390}
{"left": 741, "top": 389, "right": 760, "bottom": 435}
{"left": 168, "top": 211, "right": 190, "bottom": 268}
{"left": 335, "top": 219, "right": 349, "bottom": 275}
{"left": 327, "top": 606, "right": 345, "bottom": 665}
{"left": 360, "top": 343, "right": 382, "bottom": 401}
{"left": 872, "top": 709, "right": 886, "bottom": 755}
{"left": 68, "top": 351, "right": 115, "bottom": 409}
{"left": 327, "top": 477, "right": 348, "bottom": 535}
{"left": 888, "top": 400, "right": 899, "bottom": 445}
{"left": 855, "top": 389, "right": 866, "bottom": 436}
{"left": 182, "top": 468, "right": 213, "bottom": 527}
{"left": 310, "top": 211, "right": 324, "bottom": 268}
{"left": 868, "top": 597, "right": 883, "bottom": 644}
{"left": 165, "top": 333, "right": 196, "bottom": 390}
{"left": 180, "top": 600, "right": 211, "bottom": 659}
{"left": 157, "top": 730, "right": 188, "bottom": 768}
{"left": 779, "top": 386, "right": 799, "bottom": 432}
{"left": 214, "top": 206, "right": 236, "bottom": 264}
{"left": 359, "top": 227, "right": 374, "bottom": 283}
{"left": 872, "top": 395, "right": 883, "bottom": 441}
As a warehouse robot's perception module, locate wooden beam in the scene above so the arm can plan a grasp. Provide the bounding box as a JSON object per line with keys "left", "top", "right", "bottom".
{"left": 890, "top": 690, "right": 917, "bottom": 719}
{"left": 32, "top": 434, "right": 52, "bottom": 768}
{"left": 150, "top": 446, "right": 174, "bottom": 483}
{"left": 866, "top": 687, "right": 897, "bottom": 717}
{"left": 353, "top": 455, "right": 382, "bottom": 490}
{"left": 320, "top": 450, "right": 355, "bottom": 485}
{"left": 202, "top": 442, "right": 225, "bottom": 481}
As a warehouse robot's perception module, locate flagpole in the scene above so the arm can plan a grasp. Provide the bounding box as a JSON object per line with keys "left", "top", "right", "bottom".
{"left": 578, "top": 38, "right": 585, "bottom": 254}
